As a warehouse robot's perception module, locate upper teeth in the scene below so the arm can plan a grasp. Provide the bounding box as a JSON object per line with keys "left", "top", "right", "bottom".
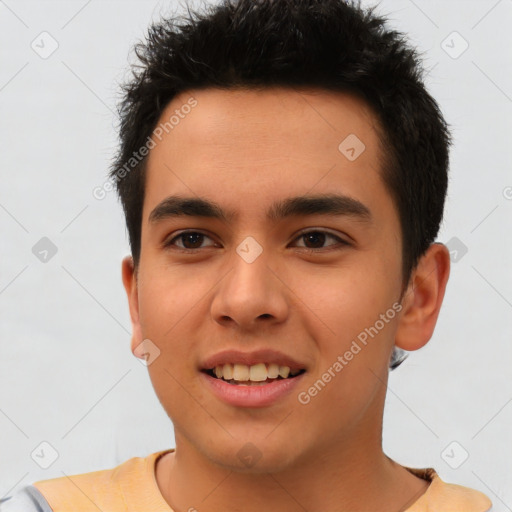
{"left": 212, "top": 363, "right": 301, "bottom": 381}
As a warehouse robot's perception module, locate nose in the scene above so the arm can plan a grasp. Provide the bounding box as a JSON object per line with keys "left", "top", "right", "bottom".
{"left": 210, "top": 243, "right": 290, "bottom": 330}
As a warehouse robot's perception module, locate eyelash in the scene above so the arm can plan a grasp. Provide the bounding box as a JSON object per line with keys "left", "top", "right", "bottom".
{"left": 163, "top": 229, "right": 350, "bottom": 253}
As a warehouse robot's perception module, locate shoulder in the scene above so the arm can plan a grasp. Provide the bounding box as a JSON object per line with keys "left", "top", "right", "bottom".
{"left": 30, "top": 459, "right": 132, "bottom": 510}
{"left": 433, "top": 479, "right": 493, "bottom": 511}
{"left": 24, "top": 450, "right": 172, "bottom": 512}
{"left": 0, "top": 485, "right": 53, "bottom": 512}
{"left": 405, "top": 467, "right": 493, "bottom": 512}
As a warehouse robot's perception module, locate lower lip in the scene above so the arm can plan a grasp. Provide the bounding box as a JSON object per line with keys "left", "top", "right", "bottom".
{"left": 200, "top": 371, "right": 306, "bottom": 408}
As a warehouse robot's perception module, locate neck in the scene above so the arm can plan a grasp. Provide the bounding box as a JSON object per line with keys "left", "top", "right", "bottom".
{"left": 156, "top": 408, "right": 429, "bottom": 512}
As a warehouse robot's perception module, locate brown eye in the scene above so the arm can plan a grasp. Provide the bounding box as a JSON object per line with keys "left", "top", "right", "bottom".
{"left": 302, "top": 232, "right": 328, "bottom": 249}
{"left": 164, "top": 231, "right": 216, "bottom": 250}
{"left": 292, "top": 230, "right": 350, "bottom": 250}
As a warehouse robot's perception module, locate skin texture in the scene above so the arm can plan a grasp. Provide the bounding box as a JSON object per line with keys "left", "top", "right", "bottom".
{"left": 122, "top": 87, "right": 450, "bottom": 512}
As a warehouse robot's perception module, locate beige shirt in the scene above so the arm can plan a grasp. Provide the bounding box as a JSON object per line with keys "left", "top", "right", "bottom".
{"left": 32, "top": 449, "right": 493, "bottom": 511}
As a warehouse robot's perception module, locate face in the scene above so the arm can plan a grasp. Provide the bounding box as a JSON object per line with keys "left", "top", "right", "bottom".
{"left": 124, "top": 87, "right": 406, "bottom": 472}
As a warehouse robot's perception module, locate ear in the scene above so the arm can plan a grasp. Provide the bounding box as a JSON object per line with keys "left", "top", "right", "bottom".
{"left": 122, "top": 255, "right": 144, "bottom": 357}
{"left": 395, "top": 243, "right": 451, "bottom": 351}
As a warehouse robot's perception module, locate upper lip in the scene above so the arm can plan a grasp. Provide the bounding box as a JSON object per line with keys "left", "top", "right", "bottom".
{"left": 200, "top": 349, "right": 307, "bottom": 371}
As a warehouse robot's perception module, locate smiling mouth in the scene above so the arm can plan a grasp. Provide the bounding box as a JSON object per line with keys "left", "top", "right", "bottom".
{"left": 202, "top": 363, "right": 306, "bottom": 386}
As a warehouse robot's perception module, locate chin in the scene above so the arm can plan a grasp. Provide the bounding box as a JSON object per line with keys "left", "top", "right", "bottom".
{"left": 201, "top": 438, "right": 303, "bottom": 474}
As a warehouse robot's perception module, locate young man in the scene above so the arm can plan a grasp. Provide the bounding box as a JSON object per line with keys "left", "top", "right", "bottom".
{"left": 1, "top": 0, "right": 493, "bottom": 511}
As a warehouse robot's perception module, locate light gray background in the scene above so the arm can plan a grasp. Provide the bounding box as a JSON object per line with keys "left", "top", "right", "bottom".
{"left": 1, "top": 0, "right": 511, "bottom": 509}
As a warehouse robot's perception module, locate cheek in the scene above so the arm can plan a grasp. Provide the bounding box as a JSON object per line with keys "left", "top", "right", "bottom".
{"left": 299, "top": 263, "right": 392, "bottom": 334}
{"left": 136, "top": 269, "right": 203, "bottom": 383}
{"left": 137, "top": 263, "right": 207, "bottom": 331}
{"left": 297, "top": 259, "right": 400, "bottom": 395}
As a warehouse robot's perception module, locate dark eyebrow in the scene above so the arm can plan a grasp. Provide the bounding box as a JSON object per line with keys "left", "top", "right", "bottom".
{"left": 148, "top": 193, "right": 372, "bottom": 225}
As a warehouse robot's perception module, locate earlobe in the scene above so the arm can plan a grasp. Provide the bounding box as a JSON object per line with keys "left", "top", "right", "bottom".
{"left": 394, "top": 243, "right": 451, "bottom": 351}
{"left": 121, "top": 255, "right": 144, "bottom": 357}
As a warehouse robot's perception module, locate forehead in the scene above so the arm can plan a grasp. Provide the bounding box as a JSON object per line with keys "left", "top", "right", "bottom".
{"left": 156, "top": 86, "right": 380, "bottom": 154}
{"left": 143, "top": 87, "right": 388, "bottom": 225}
